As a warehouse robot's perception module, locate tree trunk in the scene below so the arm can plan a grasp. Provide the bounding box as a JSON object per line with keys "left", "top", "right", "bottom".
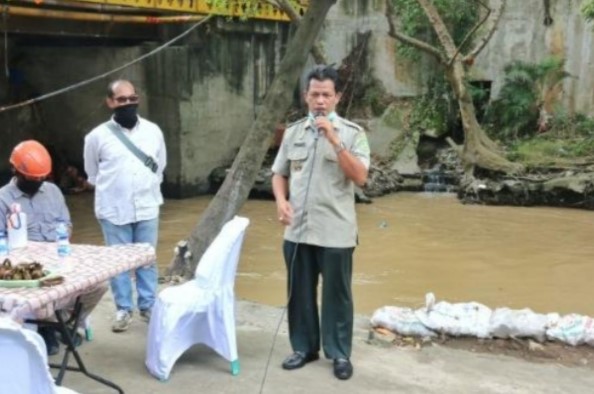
{"left": 447, "top": 60, "right": 523, "bottom": 174}
{"left": 169, "top": 0, "right": 337, "bottom": 278}
{"left": 386, "top": 0, "right": 522, "bottom": 175}
{"left": 276, "top": 0, "right": 329, "bottom": 64}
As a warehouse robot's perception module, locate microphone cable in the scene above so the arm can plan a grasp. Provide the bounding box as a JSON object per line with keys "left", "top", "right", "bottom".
{"left": 258, "top": 124, "right": 321, "bottom": 394}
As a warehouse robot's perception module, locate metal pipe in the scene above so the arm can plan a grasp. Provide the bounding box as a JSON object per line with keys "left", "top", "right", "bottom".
{"left": 5, "top": 5, "right": 205, "bottom": 24}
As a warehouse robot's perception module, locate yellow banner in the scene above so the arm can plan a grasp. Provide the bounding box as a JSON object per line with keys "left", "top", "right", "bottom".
{"left": 59, "top": 0, "right": 308, "bottom": 21}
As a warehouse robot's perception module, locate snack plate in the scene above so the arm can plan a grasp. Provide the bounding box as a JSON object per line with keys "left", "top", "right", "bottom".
{"left": 0, "top": 270, "right": 57, "bottom": 288}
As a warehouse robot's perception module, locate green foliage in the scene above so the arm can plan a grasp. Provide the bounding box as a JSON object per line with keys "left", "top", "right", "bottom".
{"left": 391, "top": 0, "right": 480, "bottom": 59}
{"left": 508, "top": 135, "right": 594, "bottom": 165}
{"left": 582, "top": 0, "right": 594, "bottom": 20}
{"left": 408, "top": 75, "right": 453, "bottom": 135}
{"left": 361, "top": 83, "right": 391, "bottom": 116}
{"left": 507, "top": 112, "right": 594, "bottom": 165}
{"left": 206, "top": 0, "right": 261, "bottom": 20}
{"left": 486, "top": 57, "right": 569, "bottom": 140}
{"left": 508, "top": 138, "right": 570, "bottom": 162}
{"left": 467, "top": 82, "right": 489, "bottom": 104}
{"left": 382, "top": 105, "right": 404, "bottom": 129}
{"left": 549, "top": 111, "right": 594, "bottom": 139}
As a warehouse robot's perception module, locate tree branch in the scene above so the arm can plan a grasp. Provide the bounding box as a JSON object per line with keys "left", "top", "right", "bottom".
{"left": 463, "top": 0, "right": 506, "bottom": 63}
{"left": 448, "top": 0, "right": 491, "bottom": 66}
{"left": 385, "top": 0, "right": 445, "bottom": 63}
{"left": 268, "top": 0, "right": 328, "bottom": 64}
{"left": 416, "top": 0, "right": 458, "bottom": 59}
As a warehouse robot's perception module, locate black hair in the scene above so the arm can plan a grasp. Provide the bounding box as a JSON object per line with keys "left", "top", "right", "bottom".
{"left": 304, "top": 65, "right": 342, "bottom": 93}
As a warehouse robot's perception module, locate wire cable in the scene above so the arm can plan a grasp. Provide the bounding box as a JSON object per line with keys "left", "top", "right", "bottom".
{"left": 258, "top": 129, "right": 320, "bottom": 394}
{"left": 0, "top": 14, "right": 213, "bottom": 114}
{"left": 3, "top": 4, "right": 8, "bottom": 78}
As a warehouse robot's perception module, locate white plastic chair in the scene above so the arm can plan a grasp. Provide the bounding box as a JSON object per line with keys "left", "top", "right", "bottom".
{"left": 145, "top": 216, "right": 250, "bottom": 381}
{"left": 0, "top": 316, "right": 80, "bottom": 394}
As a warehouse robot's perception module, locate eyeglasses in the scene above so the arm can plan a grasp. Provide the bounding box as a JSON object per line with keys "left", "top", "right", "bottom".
{"left": 113, "top": 95, "right": 139, "bottom": 104}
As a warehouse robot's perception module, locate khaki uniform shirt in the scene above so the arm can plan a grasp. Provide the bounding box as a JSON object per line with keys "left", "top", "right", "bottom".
{"left": 272, "top": 115, "right": 370, "bottom": 248}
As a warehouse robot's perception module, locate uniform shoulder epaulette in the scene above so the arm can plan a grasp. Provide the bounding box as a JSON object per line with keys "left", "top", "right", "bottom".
{"left": 341, "top": 118, "right": 364, "bottom": 132}
{"left": 285, "top": 117, "right": 307, "bottom": 129}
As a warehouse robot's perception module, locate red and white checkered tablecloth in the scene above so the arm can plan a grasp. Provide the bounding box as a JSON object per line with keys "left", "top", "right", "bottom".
{"left": 0, "top": 241, "right": 155, "bottom": 319}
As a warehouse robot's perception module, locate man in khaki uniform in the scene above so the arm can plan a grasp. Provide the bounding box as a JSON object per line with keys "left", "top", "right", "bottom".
{"left": 271, "top": 66, "right": 370, "bottom": 380}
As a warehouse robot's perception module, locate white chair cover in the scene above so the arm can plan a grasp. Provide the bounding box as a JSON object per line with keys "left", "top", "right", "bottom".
{"left": 145, "top": 216, "right": 250, "bottom": 381}
{"left": 0, "top": 316, "right": 80, "bottom": 394}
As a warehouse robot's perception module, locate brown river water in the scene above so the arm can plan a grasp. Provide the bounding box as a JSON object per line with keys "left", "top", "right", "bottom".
{"left": 67, "top": 192, "right": 594, "bottom": 316}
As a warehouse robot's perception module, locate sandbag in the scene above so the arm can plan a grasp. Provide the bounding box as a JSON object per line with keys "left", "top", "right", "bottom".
{"left": 489, "top": 308, "right": 559, "bottom": 342}
{"left": 546, "top": 314, "right": 594, "bottom": 346}
{"left": 370, "top": 306, "right": 436, "bottom": 338}
{"left": 415, "top": 293, "right": 492, "bottom": 338}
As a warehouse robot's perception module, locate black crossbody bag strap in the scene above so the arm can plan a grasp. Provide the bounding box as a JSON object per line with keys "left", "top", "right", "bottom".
{"left": 105, "top": 122, "right": 158, "bottom": 173}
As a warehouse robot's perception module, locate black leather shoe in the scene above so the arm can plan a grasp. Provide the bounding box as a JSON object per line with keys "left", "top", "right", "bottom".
{"left": 281, "top": 351, "right": 319, "bottom": 370}
{"left": 39, "top": 327, "right": 60, "bottom": 356}
{"left": 333, "top": 358, "right": 353, "bottom": 380}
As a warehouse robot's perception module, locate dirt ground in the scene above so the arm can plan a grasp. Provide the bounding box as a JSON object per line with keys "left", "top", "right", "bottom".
{"left": 371, "top": 328, "right": 594, "bottom": 370}
{"left": 442, "top": 337, "right": 594, "bottom": 369}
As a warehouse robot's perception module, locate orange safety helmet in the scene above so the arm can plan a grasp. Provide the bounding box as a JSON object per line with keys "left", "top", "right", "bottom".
{"left": 9, "top": 140, "right": 52, "bottom": 180}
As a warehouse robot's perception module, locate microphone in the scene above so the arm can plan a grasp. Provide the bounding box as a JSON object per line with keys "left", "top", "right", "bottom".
{"left": 313, "top": 112, "right": 323, "bottom": 140}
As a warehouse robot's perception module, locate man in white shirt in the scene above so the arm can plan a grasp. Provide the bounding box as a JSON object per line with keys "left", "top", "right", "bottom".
{"left": 84, "top": 80, "right": 167, "bottom": 333}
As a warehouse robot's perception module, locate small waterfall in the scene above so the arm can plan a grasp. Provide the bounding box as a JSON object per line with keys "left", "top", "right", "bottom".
{"left": 422, "top": 169, "right": 457, "bottom": 193}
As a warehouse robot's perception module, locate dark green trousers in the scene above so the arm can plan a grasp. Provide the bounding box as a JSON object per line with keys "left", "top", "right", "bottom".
{"left": 283, "top": 241, "right": 354, "bottom": 360}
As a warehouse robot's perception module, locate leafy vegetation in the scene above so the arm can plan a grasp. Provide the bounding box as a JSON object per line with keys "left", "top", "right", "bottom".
{"left": 582, "top": 0, "right": 594, "bottom": 20}
{"left": 406, "top": 76, "right": 489, "bottom": 140}
{"left": 391, "top": 0, "right": 480, "bottom": 59}
{"left": 407, "top": 75, "right": 452, "bottom": 135}
{"left": 508, "top": 137, "right": 594, "bottom": 166}
{"left": 508, "top": 113, "right": 594, "bottom": 165}
{"left": 481, "top": 57, "right": 594, "bottom": 166}
{"left": 401, "top": 54, "right": 594, "bottom": 167}
{"left": 485, "top": 57, "right": 569, "bottom": 140}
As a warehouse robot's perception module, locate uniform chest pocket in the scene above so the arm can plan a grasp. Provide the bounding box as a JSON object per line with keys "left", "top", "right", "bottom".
{"left": 288, "top": 146, "right": 308, "bottom": 173}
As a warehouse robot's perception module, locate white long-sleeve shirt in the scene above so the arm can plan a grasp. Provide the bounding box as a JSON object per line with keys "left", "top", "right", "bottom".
{"left": 84, "top": 117, "right": 167, "bottom": 225}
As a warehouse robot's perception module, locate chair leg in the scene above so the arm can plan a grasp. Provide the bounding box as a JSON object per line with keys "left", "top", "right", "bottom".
{"left": 83, "top": 317, "right": 93, "bottom": 342}
{"left": 230, "top": 359, "right": 240, "bottom": 376}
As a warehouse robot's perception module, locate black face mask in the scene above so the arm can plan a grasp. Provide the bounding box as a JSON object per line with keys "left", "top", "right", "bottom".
{"left": 17, "top": 177, "right": 43, "bottom": 196}
{"left": 113, "top": 104, "right": 139, "bottom": 129}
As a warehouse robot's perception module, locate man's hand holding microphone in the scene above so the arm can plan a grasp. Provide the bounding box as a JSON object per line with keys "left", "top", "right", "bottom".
{"left": 313, "top": 113, "right": 340, "bottom": 147}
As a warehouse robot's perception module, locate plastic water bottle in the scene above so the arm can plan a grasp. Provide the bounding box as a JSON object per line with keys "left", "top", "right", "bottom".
{"left": 0, "top": 231, "right": 8, "bottom": 257}
{"left": 56, "top": 221, "right": 71, "bottom": 257}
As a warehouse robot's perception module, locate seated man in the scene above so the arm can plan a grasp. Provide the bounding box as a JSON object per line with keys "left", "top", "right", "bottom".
{"left": 0, "top": 140, "right": 108, "bottom": 355}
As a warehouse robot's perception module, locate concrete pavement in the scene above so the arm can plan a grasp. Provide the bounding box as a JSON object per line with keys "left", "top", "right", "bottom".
{"left": 56, "top": 293, "right": 594, "bottom": 394}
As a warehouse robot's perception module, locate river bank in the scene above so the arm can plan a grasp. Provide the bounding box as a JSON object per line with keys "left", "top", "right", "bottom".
{"left": 59, "top": 293, "right": 594, "bottom": 394}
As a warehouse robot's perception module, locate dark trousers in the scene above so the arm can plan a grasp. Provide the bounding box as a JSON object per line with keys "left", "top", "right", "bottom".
{"left": 283, "top": 241, "right": 354, "bottom": 359}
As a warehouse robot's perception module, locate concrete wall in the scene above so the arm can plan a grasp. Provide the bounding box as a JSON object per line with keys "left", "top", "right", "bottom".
{"left": 0, "top": 44, "right": 145, "bottom": 184}
{"left": 2, "top": 0, "right": 594, "bottom": 196}
{"left": 0, "top": 21, "right": 286, "bottom": 198}
{"left": 471, "top": 0, "right": 594, "bottom": 115}
{"left": 329, "top": 0, "right": 594, "bottom": 116}
{"left": 323, "top": 0, "right": 426, "bottom": 97}
{"left": 146, "top": 21, "right": 287, "bottom": 197}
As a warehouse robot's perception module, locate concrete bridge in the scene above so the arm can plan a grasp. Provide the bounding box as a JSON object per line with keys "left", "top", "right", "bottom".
{"left": 2, "top": 0, "right": 307, "bottom": 38}
{"left": 0, "top": 1, "right": 309, "bottom": 197}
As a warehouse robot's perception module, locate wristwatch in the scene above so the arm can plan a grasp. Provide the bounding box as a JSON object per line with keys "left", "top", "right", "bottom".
{"left": 334, "top": 141, "right": 346, "bottom": 154}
